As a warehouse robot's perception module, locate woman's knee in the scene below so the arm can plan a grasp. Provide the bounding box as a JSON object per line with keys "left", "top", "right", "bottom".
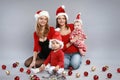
{"left": 64, "top": 58, "right": 70, "bottom": 69}
{"left": 24, "top": 56, "right": 33, "bottom": 67}
{"left": 24, "top": 60, "right": 30, "bottom": 67}
{"left": 71, "top": 54, "right": 82, "bottom": 69}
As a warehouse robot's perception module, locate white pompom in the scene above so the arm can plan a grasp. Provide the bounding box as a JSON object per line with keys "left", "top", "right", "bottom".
{"left": 61, "top": 5, "right": 65, "bottom": 9}
{"left": 55, "top": 28, "right": 60, "bottom": 31}
{"left": 79, "top": 12, "right": 82, "bottom": 15}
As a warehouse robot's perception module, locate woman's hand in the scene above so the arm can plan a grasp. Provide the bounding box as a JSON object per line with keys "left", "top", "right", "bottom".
{"left": 29, "top": 60, "right": 36, "bottom": 69}
{"left": 39, "top": 64, "right": 45, "bottom": 72}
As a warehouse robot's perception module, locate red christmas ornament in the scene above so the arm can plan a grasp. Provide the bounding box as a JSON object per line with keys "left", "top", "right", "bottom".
{"left": 19, "top": 67, "right": 24, "bottom": 72}
{"left": 86, "top": 59, "right": 91, "bottom": 65}
{"left": 84, "top": 71, "right": 88, "bottom": 77}
{"left": 107, "top": 73, "right": 112, "bottom": 79}
{"left": 93, "top": 75, "right": 99, "bottom": 80}
{"left": 68, "top": 66, "right": 73, "bottom": 71}
{"left": 14, "top": 76, "right": 20, "bottom": 80}
{"left": 30, "top": 74, "right": 40, "bottom": 80}
{"left": 117, "top": 68, "right": 120, "bottom": 73}
{"left": 26, "top": 69, "right": 31, "bottom": 75}
{"left": 13, "top": 63, "right": 17, "bottom": 68}
{"left": 2, "top": 65, "right": 6, "bottom": 70}
{"left": 35, "top": 77, "right": 40, "bottom": 80}
{"left": 102, "top": 66, "right": 107, "bottom": 72}
{"left": 68, "top": 70, "right": 72, "bottom": 76}
{"left": 102, "top": 66, "right": 109, "bottom": 72}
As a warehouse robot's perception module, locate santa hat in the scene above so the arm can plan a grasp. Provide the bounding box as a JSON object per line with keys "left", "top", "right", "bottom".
{"left": 74, "top": 12, "right": 83, "bottom": 25}
{"left": 49, "top": 30, "right": 64, "bottom": 49}
{"left": 34, "top": 10, "right": 50, "bottom": 20}
{"left": 56, "top": 5, "right": 68, "bottom": 20}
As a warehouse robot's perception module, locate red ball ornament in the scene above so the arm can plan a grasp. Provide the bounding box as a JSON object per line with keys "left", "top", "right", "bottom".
{"left": 14, "top": 76, "right": 20, "bottom": 80}
{"left": 102, "top": 66, "right": 107, "bottom": 72}
{"left": 86, "top": 59, "right": 91, "bottom": 65}
{"left": 107, "top": 73, "right": 112, "bottom": 79}
{"left": 84, "top": 71, "right": 88, "bottom": 77}
{"left": 102, "top": 66, "right": 109, "bottom": 72}
{"left": 68, "top": 66, "right": 73, "bottom": 71}
{"left": 2, "top": 65, "right": 6, "bottom": 70}
{"left": 68, "top": 70, "right": 72, "bottom": 76}
{"left": 117, "top": 68, "right": 120, "bottom": 73}
{"left": 35, "top": 77, "right": 40, "bottom": 80}
{"left": 26, "top": 69, "right": 31, "bottom": 75}
{"left": 93, "top": 75, "right": 99, "bottom": 80}
{"left": 13, "top": 63, "right": 17, "bottom": 68}
{"left": 19, "top": 67, "right": 24, "bottom": 72}
{"left": 30, "top": 75, "right": 40, "bottom": 80}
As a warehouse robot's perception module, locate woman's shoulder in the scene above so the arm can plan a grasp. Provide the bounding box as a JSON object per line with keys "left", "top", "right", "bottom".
{"left": 49, "top": 26, "right": 55, "bottom": 33}
{"left": 49, "top": 26, "right": 55, "bottom": 30}
{"left": 67, "top": 23, "right": 74, "bottom": 31}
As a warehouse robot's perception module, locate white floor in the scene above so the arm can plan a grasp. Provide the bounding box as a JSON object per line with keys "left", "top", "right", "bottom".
{"left": 0, "top": 50, "right": 120, "bottom": 80}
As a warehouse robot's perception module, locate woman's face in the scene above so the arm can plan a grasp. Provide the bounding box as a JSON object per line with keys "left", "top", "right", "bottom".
{"left": 57, "top": 15, "right": 66, "bottom": 26}
{"left": 38, "top": 16, "right": 48, "bottom": 26}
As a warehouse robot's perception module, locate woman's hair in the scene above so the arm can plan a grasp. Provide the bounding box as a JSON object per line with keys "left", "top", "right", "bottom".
{"left": 35, "top": 18, "right": 50, "bottom": 38}
{"left": 56, "top": 15, "right": 69, "bottom": 29}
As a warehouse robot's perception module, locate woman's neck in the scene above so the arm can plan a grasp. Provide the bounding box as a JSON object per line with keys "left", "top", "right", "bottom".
{"left": 60, "top": 25, "right": 67, "bottom": 30}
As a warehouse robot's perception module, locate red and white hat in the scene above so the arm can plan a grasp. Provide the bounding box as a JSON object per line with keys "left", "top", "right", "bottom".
{"left": 74, "top": 12, "right": 83, "bottom": 24}
{"left": 56, "top": 5, "right": 68, "bottom": 20}
{"left": 34, "top": 10, "right": 50, "bottom": 20}
{"left": 49, "top": 30, "right": 64, "bottom": 49}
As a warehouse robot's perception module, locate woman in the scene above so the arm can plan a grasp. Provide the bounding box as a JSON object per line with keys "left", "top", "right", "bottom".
{"left": 24, "top": 10, "right": 55, "bottom": 68}
{"left": 55, "top": 5, "right": 83, "bottom": 70}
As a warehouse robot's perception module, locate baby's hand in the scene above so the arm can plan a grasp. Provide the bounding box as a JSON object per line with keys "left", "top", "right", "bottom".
{"left": 54, "top": 65, "right": 59, "bottom": 71}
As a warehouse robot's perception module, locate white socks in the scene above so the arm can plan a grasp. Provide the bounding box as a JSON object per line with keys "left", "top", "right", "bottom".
{"left": 31, "top": 68, "right": 40, "bottom": 73}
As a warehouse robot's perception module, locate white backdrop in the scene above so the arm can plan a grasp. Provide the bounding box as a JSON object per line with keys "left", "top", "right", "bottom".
{"left": 0, "top": 0, "right": 120, "bottom": 79}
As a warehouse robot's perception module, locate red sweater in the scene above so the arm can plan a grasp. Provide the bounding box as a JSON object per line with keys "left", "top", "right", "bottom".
{"left": 44, "top": 50, "right": 64, "bottom": 68}
{"left": 62, "top": 24, "right": 79, "bottom": 54}
{"left": 33, "top": 27, "right": 55, "bottom": 52}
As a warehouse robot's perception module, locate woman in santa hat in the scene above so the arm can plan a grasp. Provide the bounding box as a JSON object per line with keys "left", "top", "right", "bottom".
{"left": 55, "top": 5, "right": 82, "bottom": 70}
{"left": 24, "top": 10, "right": 55, "bottom": 68}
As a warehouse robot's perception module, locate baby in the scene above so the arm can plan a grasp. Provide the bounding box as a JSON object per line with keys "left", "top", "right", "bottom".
{"left": 31, "top": 30, "right": 64, "bottom": 74}
{"left": 70, "top": 13, "right": 87, "bottom": 56}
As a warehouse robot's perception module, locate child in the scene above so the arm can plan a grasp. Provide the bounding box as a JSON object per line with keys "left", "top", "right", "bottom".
{"left": 31, "top": 31, "right": 64, "bottom": 74}
{"left": 70, "top": 13, "right": 87, "bottom": 56}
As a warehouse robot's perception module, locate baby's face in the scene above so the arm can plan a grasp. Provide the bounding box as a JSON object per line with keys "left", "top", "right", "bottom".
{"left": 74, "top": 21, "right": 82, "bottom": 29}
{"left": 51, "top": 40, "right": 61, "bottom": 50}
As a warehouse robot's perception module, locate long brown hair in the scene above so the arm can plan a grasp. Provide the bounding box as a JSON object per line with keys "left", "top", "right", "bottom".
{"left": 56, "top": 15, "right": 69, "bottom": 29}
{"left": 35, "top": 19, "right": 50, "bottom": 38}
